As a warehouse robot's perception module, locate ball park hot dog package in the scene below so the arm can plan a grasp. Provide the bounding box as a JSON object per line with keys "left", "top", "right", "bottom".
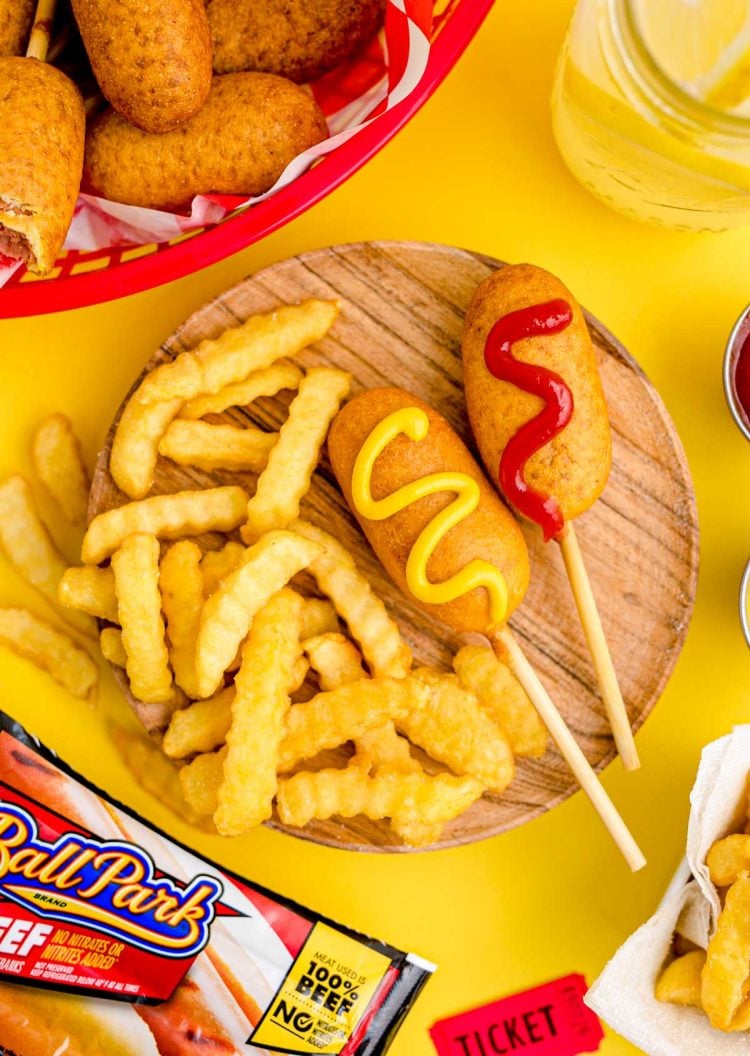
{"left": 0, "top": 711, "right": 434, "bottom": 1056}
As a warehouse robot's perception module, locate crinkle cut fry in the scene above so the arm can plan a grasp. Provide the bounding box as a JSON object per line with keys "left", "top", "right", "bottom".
{"left": 99, "top": 627, "right": 127, "bottom": 667}
{"left": 112, "top": 534, "right": 173, "bottom": 704}
{"left": 180, "top": 748, "right": 226, "bottom": 817}
{"left": 301, "top": 631, "right": 425, "bottom": 834}
{"left": 160, "top": 540, "right": 204, "bottom": 699}
{"left": 277, "top": 676, "right": 428, "bottom": 773}
{"left": 0, "top": 607, "right": 98, "bottom": 700}
{"left": 240, "top": 368, "right": 350, "bottom": 542}
{"left": 194, "top": 529, "right": 322, "bottom": 699}
{"left": 453, "top": 644, "right": 547, "bottom": 758}
{"left": 110, "top": 300, "right": 339, "bottom": 499}
{"left": 159, "top": 420, "right": 277, "bottom": 473}
{"left": 215, "top": 589, "right": 303, "bottom": 835}
{"left": 299, "top": 596, "right": 339, "bottom": 639}
{"left": 163, "top": 686, "right": 234, "bottom": 759}
{"left": 179, "top": 361, "right": 304, "bottom": 420}
{"left": 277, "top": 767, "right": 484, "bottom": 830}
{"left": 111, "top": 725, "right": 215, "bottom": 832}
{"left": 292, "top": 519, "right": 411, "bottom": 677}
{"left": 163, "top": 654, "right": 306, "bottom": 761}
{"left": 139, "top": 301, "right": 339, "bottom": 405}
{"left": 59, "top": 566, "right": 118, "bottom": 623}
{"left": 303, "top": 632, "right": 366, "bottom": 690}
{"left": 400, "top": 669, "right": 514, "bottom": 794}
{"left": 201, "top": 541, "right": 246, "bottom": 596}
{"left": 0, "top": 475, "right": 95, "bottom": 637}
{"left": 82, "top": 486, "right": 248, "bottom": 565}
{"left": 32, "top": 413, "right": 90, "bottom": 525}
{"left": 703, "top": 872, "right": 750, "bottom": 1030}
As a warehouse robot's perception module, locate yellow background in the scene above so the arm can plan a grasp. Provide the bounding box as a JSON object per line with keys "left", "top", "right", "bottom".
{"left": 1, "top": 1, "right": 749, "bottom": 1053}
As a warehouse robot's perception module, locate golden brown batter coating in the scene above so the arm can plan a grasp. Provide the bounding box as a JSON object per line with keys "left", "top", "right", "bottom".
{"left": 207, "top": 0, "right": 386, "bottom": 83}
{"left": 84, "top": 73, "right": 328, "bottom": 211}
{"left": 462, "top": 264, "right": 612, "bottom": 523}
{"left": 71, "top": 0, "right": 212, "bottom": 133}
{"left": 329, "top": 388, "right": 530, "bottom": 635}
{"left": 0, "top": 0, "right": 34, "bottom": 56}
{"left": 0, "top": 58, "right": 84, "bottom": 275}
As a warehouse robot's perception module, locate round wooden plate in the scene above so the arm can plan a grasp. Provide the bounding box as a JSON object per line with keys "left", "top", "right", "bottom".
{"left": 90, "top": 241, "right": 699, "bottom": 852}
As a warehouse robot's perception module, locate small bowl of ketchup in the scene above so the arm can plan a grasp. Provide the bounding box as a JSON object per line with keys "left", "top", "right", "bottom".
{"left": 724, "top": 307, "right": 750, "bottom": 442}
{"left": 723, "top": 308, "right": 750, "bottom": 646}
{"left": 741, "top": 559, "right": 750, "bottom": 650}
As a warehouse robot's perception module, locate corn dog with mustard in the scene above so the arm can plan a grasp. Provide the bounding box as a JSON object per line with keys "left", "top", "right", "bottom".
{"left": 328, "top": 386, "right": 644, "bottom": 870}
{"left": 329, "top": 387, "right": 528, "bottom": 633}
{"left": 70, "top": 0, "right": 212, "bottom": 133}
{"left": 462, "top": 263, "right": 638, "bottom": 770}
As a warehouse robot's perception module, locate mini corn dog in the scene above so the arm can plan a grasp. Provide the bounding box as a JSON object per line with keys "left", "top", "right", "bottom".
{"left": 84, "top": 73, "right": 328, "bottom": 211}
{"left": 0, "top": 0, "right": 34, "bottom": 56}
{"left": 70, "top": 0, "right": 212, "bottom": 133}
{"left": 207, "top": 0, "right": 385, "bottom": 84}
{"left": 0, "top": 57, "right": 84, "bottom": 274}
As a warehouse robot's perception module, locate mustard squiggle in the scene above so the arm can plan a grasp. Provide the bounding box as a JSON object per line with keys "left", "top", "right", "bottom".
{"left": 351, "top": 407, "right": 508, "bottom": 627}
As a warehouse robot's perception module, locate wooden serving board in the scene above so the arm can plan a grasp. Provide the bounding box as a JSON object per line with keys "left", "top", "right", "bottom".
{"left": 90, "top": 241, "right": 699, "bottom": 852}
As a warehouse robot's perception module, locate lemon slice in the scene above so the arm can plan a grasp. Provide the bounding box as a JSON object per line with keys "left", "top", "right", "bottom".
{"left": 703, "top": 31, "right": 750, "bottom": 110}
{"left": 634, "top": 0, "right": 749, "bottom": 83}
{"left": 632, "top": 0, "right": 750, "bottom": 112}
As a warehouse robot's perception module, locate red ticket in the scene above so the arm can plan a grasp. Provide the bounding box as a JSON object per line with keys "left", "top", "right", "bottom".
{"left": 429, "top": 973, "right": 604, "bottom": 1056}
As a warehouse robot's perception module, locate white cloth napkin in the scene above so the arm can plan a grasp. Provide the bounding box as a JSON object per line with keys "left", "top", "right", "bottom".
{"left": 586, "top": 727, "right": 750, "bottom": 1054}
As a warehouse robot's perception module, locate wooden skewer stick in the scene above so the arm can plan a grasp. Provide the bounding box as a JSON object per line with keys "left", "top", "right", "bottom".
{"left": 492, "top": 626, "right": 646, "bottom": 872}
{"left": 557, "top": 521, "right": 640, "bottom": 772}
{"left": 45, "top": 24, "right": 70, "bottom": 64}
{"left": 84, "top": 92, "right": 105, "bottom": 118}
{"left": 26, "top": 0, "right": 58, "bottom": 62}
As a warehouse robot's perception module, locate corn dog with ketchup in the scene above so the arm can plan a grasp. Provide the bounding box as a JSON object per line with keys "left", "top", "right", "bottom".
{"left": 328, "top": 386, "right": 645, "bottom": 870}
{"left": 462, "top": 264, "right": 638, "bottom": 771}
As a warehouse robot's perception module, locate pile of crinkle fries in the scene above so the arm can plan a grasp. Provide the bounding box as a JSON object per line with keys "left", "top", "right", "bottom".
{"left": 0, "top": 299, "right": 549, "bottom": 846}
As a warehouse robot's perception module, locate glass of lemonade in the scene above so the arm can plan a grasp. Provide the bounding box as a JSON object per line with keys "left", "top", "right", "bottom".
{"left": 552, "top": 0, "right": 750, "bottom": 231}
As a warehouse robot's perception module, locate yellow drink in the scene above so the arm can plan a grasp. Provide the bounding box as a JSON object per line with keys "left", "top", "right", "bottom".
{"left": 552, "top": 0, "right": 750, "bottom": 231}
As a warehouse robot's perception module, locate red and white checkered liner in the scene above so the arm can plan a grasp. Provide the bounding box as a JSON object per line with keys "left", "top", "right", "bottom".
{"left": 0, "top": 0, "right": 492, "bottom": 314}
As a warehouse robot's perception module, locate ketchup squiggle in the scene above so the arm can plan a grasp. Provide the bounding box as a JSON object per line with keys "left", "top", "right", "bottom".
{"left": 483, "top": 299, "right": 574, "bottom": 541}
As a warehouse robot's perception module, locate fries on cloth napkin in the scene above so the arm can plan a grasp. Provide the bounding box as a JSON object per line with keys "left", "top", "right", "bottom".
{"left": 587, "top": 727, "right": 750, "bottom": 1053}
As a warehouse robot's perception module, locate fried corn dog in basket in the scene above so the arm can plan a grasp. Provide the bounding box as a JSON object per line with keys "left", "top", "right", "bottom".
{"left": 0, "top": 0, "right": 35, "bottom": 56}
{"left": 329, "top": 385, "right": 645, "bottom": 870}
{"left": 0, "top": 0, "right": 84, "bottom": 275}
{"left": 70, "top": 0, "right": 212, "bottom": 133}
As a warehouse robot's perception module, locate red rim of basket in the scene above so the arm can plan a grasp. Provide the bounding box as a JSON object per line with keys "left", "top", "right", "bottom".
{"left": 0, "top": 0, "right": 495, "bottom": 318}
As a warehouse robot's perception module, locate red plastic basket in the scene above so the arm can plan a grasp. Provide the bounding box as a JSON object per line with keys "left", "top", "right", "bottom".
{"left": 2, "top": 0, "right": 493, "bottom": 318}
